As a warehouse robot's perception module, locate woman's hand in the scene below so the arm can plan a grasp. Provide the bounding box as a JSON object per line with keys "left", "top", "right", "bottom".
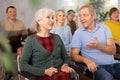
{"left": 61, "top": 64, "right": 75, "bottom": 73}
{"left": 44, "top": 67, "right": 58, "bottom": 76}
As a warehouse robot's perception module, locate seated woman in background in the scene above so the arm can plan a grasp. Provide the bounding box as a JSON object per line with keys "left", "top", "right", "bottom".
{"left": 67, "top": 9, "right": 78, "bottom": 35}
{"left": 104, "top": 7, "right": 120, "bottom": 59}
{"left": 20, "top": 8, "right": 74, "bottom": 80}
{"left": 50, "top": 9, "right": 72, "bottom": 56}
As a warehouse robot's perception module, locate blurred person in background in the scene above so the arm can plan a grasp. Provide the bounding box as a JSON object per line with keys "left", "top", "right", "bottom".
{"left": 104, "top": 7, "right": 120, "bottom": 59}
{"left": 51, "top": 9, "right": 72, "bottom": 56}
{"left": 0, "top": 5, "right": 27, "bottom": 80}
{"left": 67, "top": 9, "right": 78, "bottom": 35}
{"left": 0, "top": 6, "right": 28, "bottom": 56}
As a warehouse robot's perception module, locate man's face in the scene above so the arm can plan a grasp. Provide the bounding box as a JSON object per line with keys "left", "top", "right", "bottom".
{"left": 79, "top": 8, "right": 95, "bottom": 29}
{"left": 6, "top": 8, "right": 16, "bottom": 20}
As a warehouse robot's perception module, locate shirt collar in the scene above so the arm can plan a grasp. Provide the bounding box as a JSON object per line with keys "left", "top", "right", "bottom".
{"left": 80, "top": 23, "right": 100, "bottom": 32}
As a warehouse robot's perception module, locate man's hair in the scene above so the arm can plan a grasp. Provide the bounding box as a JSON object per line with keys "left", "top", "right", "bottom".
{"left": 79, "top": 5, "right": 96, "bottom": 15}
{"left": 6, "top": 6, "right": 16, "bottom": 13}
{"left": 67, "top": 9, "right": 75, "bottom": 15}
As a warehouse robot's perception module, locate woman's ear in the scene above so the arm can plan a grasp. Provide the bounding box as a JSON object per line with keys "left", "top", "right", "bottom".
{"left": 36, "top": 19, "right": 41, "bottom": 25}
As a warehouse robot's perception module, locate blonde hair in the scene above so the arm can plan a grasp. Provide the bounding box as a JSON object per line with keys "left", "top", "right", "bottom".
{"left": 30, "top": 8, "right": 55, "bottom": 32}
{"left": 54, "top": 9, "right": 67, "bottom": 26}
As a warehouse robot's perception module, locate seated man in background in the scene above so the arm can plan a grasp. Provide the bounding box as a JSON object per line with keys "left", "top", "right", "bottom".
{"left": 0, "top": 6, "right": 28, "bottom": 56}
{"left": 0, "top": 5, "right": 27, "bottom": 80}
{"left": 104, "top": 7, "right": 120, "bottom": 59}
{"left": 71, "top": 5, "right": 120, "bottom": 80}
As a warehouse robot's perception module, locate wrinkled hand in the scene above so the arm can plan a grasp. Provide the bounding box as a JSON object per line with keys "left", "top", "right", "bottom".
{"left": 61, "top": 64, "right": 75, "bottom": 73}
{"left": 86, "top": 37, "right": 98, "bottom": 49}
{"left": 45, "top": 67, "right": 58, "bottom": 76}
{"left": 84, "top": 58, "right": 98, "bottom": 73}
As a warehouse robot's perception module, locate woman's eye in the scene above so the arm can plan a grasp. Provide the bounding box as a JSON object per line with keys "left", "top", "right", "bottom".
{"left": 52, "top": 16, "right": 54, "bottom": 19}
{"left": 47, "top": 16, "right": 50, "bottom": 19}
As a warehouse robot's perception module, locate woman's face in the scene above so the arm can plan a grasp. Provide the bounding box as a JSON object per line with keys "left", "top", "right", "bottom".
{"left": 110, "top": 10, "right": 119, "bottom": 22}
{"left": 67, "top": 12, "right": 75, "bottom": 22}
{"left": 38, "top": 14, "right": 54, "bottom": 31}
{"left": 56, "top": 11, "right": 66, "bottom": 24}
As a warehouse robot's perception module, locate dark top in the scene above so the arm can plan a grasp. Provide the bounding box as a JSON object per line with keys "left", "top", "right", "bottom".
{"left": 69, "top": 21, "right": 77, "bottom": 35}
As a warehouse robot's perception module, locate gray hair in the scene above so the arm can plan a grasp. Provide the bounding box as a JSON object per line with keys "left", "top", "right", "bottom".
{"left": 79, "top": 5, "right": 96, "bottom": 15}
{"left": 30, "top": 8, "right": 55, "bottom": 32}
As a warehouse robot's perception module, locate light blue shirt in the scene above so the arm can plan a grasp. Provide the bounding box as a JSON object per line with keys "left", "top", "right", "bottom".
{"left": 71, "top": 23, "right": 117, "bottom": 65}
{"left": 50, "top": 25, "right": 72, "bottom": 52}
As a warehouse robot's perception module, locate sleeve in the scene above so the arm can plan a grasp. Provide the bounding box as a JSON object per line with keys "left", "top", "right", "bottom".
{"left": 71, "top": 29, "right": 82, "bottom": 48}
{"left": 68, "top": 26, "right": 72, "bottom": 52}
{"left": 20, "top": 36, "right": 45, "bottom": 76}
{"left": 104, "top": 25, "right": 112, "bottom": 39}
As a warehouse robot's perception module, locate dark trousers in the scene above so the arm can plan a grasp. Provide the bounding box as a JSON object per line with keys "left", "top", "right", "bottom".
{"left": 85, "top": 63, "right": 120, "bottom": 80}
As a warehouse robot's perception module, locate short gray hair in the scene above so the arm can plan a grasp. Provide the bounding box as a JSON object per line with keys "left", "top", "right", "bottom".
{"left": 80, "top": 5, "right": 96, "bottom": 15}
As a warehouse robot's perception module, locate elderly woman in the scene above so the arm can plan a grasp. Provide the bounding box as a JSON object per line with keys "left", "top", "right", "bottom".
{"left": 19, "top": 8, "right": 74, "bottom": 80}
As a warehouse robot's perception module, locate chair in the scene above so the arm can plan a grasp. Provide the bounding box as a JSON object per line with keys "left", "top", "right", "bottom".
{"left": 17, "top": 55, "right": 29, "bottom": 80}
{"left": 17, "top": 47, "right": 29, "bottom": 80}
{"left": 70, "top": 63, "right": 92, "bottom": 80}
